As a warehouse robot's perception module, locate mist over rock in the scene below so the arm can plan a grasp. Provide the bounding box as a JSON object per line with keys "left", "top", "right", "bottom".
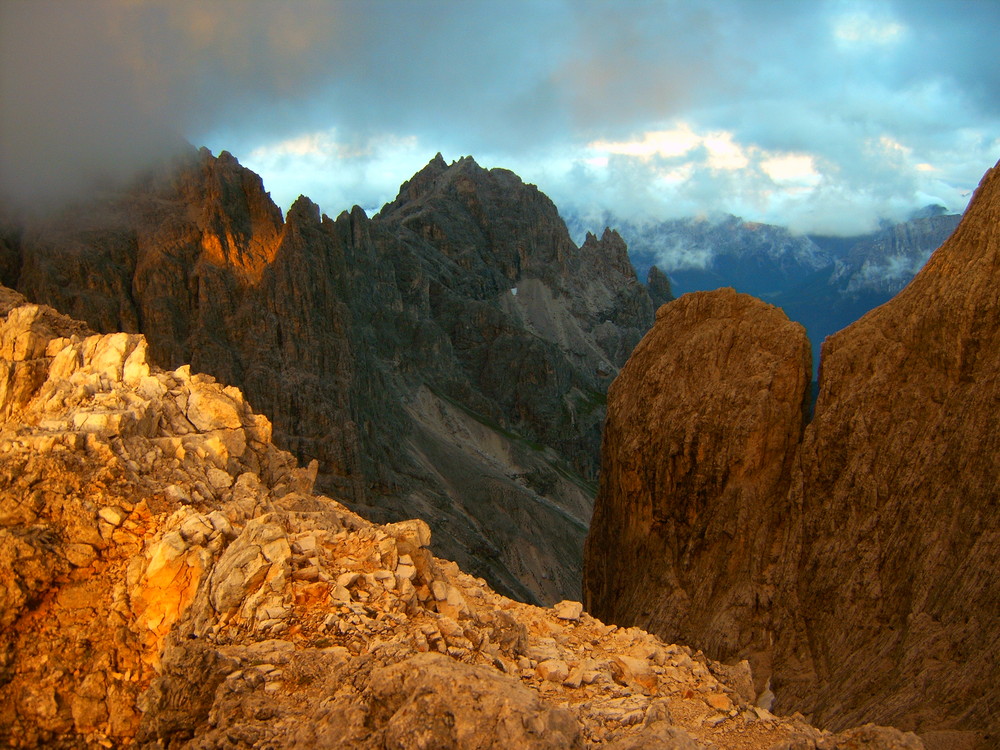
{"left": 566, "top": 213, "right": 831, "bottom": 301}
{"left": 566, "top": 210, "right": 963, "bottom": 370}
{"left": 783, "top": 213, "right": 962, "bottom": 357}
{"left": 1, "top": 148, "right": 654, "bottom": 605}
{"left": 584, "top": 160, "right": 1000, "bottom": 748}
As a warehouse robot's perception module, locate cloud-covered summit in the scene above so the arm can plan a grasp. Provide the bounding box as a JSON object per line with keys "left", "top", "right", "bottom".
{"left": 2, "top": 0, "right": 998, "bottom": 233}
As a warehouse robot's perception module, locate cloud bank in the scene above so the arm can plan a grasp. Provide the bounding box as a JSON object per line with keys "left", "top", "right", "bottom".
{"left": 2, "top": 0, "right": 998, "bottom": 233}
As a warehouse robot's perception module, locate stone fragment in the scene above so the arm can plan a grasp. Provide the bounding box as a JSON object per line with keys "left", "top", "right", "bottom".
{"left": 563, "top": 667, "right": 583, "bottom": 689}
{"left": 395, "top": 563, "right": 417, "bottom": 581}
{"left": 206, "top": 511, "right": 234, "bottom": 538}
{"left": 64, "top": 543, "right": 97, "bottom": 567}
{"left": 179, "top": 514, "right": 213, "bottom": 546}
{"left": 535, "top": 659, "right": 570, "bottom": 682}
{"left": 206, "top": 467, "right": 233, "bottom": 490}
{"left": 336, "top": 571, "right": 360, "bottom": 588}
{"left": 611, "top": 655, "right": 658, "bottom": 693}
{"left": 431, "top": 580, "right": 449, "bottom": 601}
{"left": 292, "top": 565, "right": 319, "bottom": 582}
{"left": 89, "top": 332, "right": 131, "bottom": 380}
{"left": 122, "top": 338, "right": 151, "bottom": 385}
{"left": 292, "top": 534, "right": 318, "bottom": 554}
{"left": 553, "top": 599, "right": 583, "bottom": 621}
{"left": 186, "top": 386, "right": 242, "bottom": 432}
{"left": 753, "top": 705, "right": 776, "bottom": 722}
{"left": 98, "top": 506, "right": 126, "bottom": 526}
{"left": 383, "top": 519, "right": 431, "bottom": 555}
{"left": 704, "top": 692, "right": 732, "bottom": 711}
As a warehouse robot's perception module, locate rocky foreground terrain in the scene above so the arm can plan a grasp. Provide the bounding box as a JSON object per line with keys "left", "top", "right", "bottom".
{"left": 0, "top": 149, "right": 658, "bottom": 605}
{"left": 584, "top": 162, "right": 1000, "bottom": 749}
{"left": 0, "top": 286, "right": 927, "bottom": 748}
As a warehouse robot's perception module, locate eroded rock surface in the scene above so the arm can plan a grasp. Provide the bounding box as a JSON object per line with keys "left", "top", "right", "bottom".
{"left": 583, "top": 290, "right": 811, "bottom": 689}
{"left": 3, "top": 148, "right": 655, "bottom": 604}
{"left": 772, "top": 162, "right": 1000, "bottom": 742}
{"left": 0, "top": 288, "right": 917, "bottom": 749}
{"left": 584, "top": 161, "right": 1000, "bottom": 748}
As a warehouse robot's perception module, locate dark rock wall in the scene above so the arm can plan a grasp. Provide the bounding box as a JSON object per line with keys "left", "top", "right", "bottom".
{"left": 777, "top": 162, "right": 1000, "bottom": 738}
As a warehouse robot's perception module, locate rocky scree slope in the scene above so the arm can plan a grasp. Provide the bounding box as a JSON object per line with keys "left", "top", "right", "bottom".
{"left": 1, "top": 148, "right": 655, "bottom": 605}
{"left": 0, "top": 287, "right": 925, "bottom": 749}
{"left": 583, "top": 161, "right": 1000, "bottom": 749}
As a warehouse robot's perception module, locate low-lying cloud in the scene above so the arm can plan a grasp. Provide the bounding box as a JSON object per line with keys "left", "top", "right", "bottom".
{"left": 2, "top": 0, "right": 998, "bottom": 233}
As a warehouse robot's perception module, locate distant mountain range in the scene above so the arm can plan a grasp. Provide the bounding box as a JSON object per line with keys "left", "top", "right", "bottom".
{"left": 565, "top": 206, "right": 962, "bottom": 370}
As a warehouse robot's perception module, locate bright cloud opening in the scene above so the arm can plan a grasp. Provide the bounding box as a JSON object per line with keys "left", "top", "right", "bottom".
{"left": 704, "top": 132, "right": 749, "bottom": 171}
{"left": 761, "top": 154, "right": 821, "bottom": 185}
{"left": 833, "top": 10, "right": 906, "bottom": 47}
{"left": 588, "top": 124, "right": 701, "bottom": 159}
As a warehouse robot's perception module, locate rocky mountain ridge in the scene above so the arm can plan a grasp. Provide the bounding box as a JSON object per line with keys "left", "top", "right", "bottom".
{"left": 0, "top": 286, "right": 924, "bottom": 748}
{"left": 565, "top": 210, "right": 962, "bottom": 368}
{"left": 0, "top": 147, "right": 656, "bottom": 605}
{"left": 583, "top": 161, "right": 1000, "bottom": 749}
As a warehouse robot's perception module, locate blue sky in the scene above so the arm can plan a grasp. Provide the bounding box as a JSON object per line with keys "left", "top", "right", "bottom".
{"left": 2, "top": 0, "right": 998, "bottom": 234}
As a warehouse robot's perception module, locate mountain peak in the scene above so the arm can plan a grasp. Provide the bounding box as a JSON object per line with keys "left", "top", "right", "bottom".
{"left": 287, "top": 194, "right": 321, "bottom": 223}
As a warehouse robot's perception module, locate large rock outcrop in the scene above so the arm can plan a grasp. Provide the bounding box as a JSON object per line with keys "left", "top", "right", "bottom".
{"left": 0, "top": 287, "right": 919, "bottom": 748}
{"left": 584, "top": 289, "right": 811, "bottom": 688}
{"left": 584, "top": 160, "right": 1000, "bottom": 749}
{"left": 1, "top": 148, "right": 655, "bottom": 604}
{"left": 774, "top": 162, "right": 1000, "bottom": 741}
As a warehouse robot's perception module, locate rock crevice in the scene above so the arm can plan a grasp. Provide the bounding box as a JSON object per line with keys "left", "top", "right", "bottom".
{"left": 584, "top": 161, "right": 1000, "bottom": 748}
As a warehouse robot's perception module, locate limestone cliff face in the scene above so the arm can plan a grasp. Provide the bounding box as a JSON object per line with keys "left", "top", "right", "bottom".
{"left": 0, "top": 287, "right": 922, "bottom": 749}
{"left": 775, "top": 162, "right": 1000, "bottom": 739}
{"left": 584, "top": 161, "right": 1000, "bottom": 748}
{"left": 3, "top": 149, "right": 654, "bottom": 605}
{"left": 376, "top": 155, "right": 652, "bottom": 478}
{"left": 584, "top": 290, "right": 811, "bottom": 686}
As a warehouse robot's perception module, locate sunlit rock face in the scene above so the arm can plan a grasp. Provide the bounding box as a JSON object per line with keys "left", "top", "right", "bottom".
{"left": 0, "top": 286, "right": 926, "bottom": 749}
{"left": 2, "top": 148, "right": 655, "bottom": 605}
{"left": 585, "top": 160, "right": 1000, "bottom": 748}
